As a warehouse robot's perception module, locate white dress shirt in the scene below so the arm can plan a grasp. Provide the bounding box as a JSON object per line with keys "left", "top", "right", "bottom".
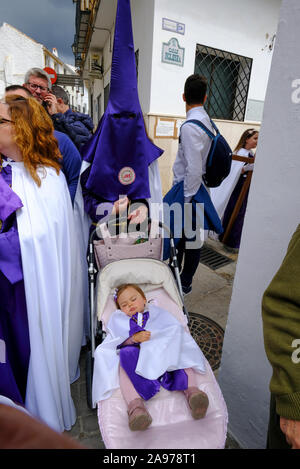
{"left": 172, "top": 106, "right": 213, "bottom": 200}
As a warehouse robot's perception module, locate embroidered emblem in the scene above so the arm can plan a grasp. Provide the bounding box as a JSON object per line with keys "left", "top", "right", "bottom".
{"left": 118, "top": 167, "right": 136, "bottom": 185}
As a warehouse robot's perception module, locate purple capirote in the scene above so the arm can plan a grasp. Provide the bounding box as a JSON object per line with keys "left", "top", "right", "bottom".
{"left": 82, "top": 0, "right": 163, "bottom": 202}
{"left": 119, "top": 311, "right": 188, "bottom": 401}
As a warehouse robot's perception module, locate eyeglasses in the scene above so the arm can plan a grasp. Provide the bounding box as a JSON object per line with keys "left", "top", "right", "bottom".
{"left": 27, "top": 82, "right": 49, "bottom": 93}
{"left": 0, "top": 117, "right": 14, "bottom": 125}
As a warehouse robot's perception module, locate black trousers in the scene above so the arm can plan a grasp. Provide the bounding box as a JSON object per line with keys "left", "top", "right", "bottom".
{"left": 175, "top": 234, "right": 201, "bottom": 288}
{"left": 266, "top": 394, "right": 291, "bottom": 449}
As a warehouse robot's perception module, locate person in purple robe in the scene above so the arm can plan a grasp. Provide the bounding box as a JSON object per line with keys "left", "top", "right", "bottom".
{"left": 114, "top": 284, "right": 209, "bottom": 431}
{"left": 81, "top": 0, "right": 163, "bottom": 230}
{"left": 0, "top": 96, "right": 82, "bottom": 432}
{"left": 0, "top": 97, "right": 62, "bottom": 406}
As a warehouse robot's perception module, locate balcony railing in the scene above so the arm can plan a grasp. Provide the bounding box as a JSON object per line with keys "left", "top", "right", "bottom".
{"left": 72, "top": 0, "right": 100, "bottom": 69}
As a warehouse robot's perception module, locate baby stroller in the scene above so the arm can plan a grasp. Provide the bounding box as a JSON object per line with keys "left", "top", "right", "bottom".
{"left": 86, "top": 219, "right": 228, "bottom": 449}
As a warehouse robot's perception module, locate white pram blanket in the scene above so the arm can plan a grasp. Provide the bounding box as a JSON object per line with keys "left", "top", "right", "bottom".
{"left": 92, "top": 304, "right": 206, "bottom": 406}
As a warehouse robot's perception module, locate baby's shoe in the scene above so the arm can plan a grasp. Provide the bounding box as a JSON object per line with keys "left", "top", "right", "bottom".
{"left": 185, "top": 387, "right": 209, "bottom": 419}
{"left": 127, "top": 398, "right": 152, "bottom": 431}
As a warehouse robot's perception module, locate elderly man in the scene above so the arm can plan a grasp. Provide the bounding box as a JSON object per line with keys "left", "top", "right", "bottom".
{"left": 11, "top": 75, "right": 81, "bottom": 204}
{"left": 23, "top": 67, "right": 52, "bottom": 104}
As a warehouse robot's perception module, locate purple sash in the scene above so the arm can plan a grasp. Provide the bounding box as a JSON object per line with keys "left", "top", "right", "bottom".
{"left": 119, "top": 312, "right": 187, "bottom": 400}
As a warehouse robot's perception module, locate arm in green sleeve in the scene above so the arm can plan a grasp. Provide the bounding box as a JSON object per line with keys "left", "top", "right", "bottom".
{"left": 262, "top": 224, "right": 300, "bottom": 420}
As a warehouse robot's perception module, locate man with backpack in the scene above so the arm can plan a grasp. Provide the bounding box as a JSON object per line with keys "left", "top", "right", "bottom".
{"left": 166, "top": 74, "right": 227, "bottom": 294}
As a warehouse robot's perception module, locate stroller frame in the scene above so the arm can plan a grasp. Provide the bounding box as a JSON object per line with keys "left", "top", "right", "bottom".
{"left": 86, "top": 219, "right": 189, "bottom": 410}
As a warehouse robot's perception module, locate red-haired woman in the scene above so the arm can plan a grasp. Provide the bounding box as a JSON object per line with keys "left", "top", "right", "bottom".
{"left": 0, "top": 96, "right": 83, "bottom": 432}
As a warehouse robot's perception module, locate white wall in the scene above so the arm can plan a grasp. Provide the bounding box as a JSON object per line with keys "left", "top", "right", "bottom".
{"left": 131, "top": 0, "right": 155, "bottom": 114}
{"left": 0, "top": 23, "right": 88, "bottom": 114}
{"left": 150, "top": 0, "right": 281, "bottom": 117}
{"left": 218, "top": 0, "right": 300, "bottom": 448}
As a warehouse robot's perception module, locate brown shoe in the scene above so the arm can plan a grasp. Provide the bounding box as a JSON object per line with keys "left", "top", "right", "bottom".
{"left": 185, "top": 387, "right": 209, "bottom": 419}
{"left": 127, "top": 398, "right": 152, "bottom": 431}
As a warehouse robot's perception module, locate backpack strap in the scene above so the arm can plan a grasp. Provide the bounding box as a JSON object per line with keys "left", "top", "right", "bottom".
{"left": 181, "top": 119, "right": 218, "bottom": 140}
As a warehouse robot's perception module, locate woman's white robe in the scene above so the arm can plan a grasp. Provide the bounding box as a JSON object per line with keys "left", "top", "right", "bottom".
{"left": 210, "top": 148, "right": 251, "bottom": 221}
{"left": 6, "top": 161, "right": 84, "bottom": 432}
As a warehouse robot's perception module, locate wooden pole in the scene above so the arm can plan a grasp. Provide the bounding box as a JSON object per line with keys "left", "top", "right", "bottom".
{"left": 221, "top": 154, "right": 254, "bottom": 245}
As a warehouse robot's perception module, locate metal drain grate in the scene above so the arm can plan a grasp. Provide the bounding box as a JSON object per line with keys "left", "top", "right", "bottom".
{"left": 200, "top": 244, "right": 233, "bottom": 270}
{"left": 189, "top": 313, "right": 224, "bottom": 370}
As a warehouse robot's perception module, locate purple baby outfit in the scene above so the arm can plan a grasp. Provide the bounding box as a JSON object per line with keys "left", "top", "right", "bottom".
{"left": 119, "top": 311, "right": 188, "bottom": 401}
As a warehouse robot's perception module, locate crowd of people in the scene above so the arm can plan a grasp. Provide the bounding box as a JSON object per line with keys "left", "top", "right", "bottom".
{"left": 0, "top": 64, "right": 298, "bottom": 450}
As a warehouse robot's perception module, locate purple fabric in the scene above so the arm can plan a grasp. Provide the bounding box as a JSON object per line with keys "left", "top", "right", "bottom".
{"left": 0, "top": 272, "right": 30, "bottom": 404}
{"left": 0, "top": 164, "right": 30, "bottom": 405}
{"left": 0, "top": 165, "right": 23, "bottom": 284}
{"left": 82, "top": 0, "right": 163, "bottom": 202}
{"left": 0, "top": 171, "right": 23, "bottom": 223}
{"left": 119, "top": 311, "right": 188, "bottom": 401}
{"left": 219, "top": 153, "right": 254, "bottom": 249}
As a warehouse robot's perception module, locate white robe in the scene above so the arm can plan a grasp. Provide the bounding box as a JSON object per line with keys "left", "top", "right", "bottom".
{"left": 73, "top": 160, "right": 92, "bottom": 339}
{"left": 92, "top": 304, "right": 206, "bottom": 406}
{"left": 210, "top": 148, "right": 251, "bottom": 221}
{"left": 6, "top": 160, "right": 84, "bottom": 432}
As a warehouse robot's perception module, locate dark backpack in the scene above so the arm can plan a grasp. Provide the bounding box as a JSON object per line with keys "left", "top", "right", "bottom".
{"left": 181, "top": 119, "right": 232, "bottom": 188}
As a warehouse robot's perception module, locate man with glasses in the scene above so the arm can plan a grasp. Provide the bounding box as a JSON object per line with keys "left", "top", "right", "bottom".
{"left": 23, "top": 68, "right": 51, "bottom": 104}
{"left": 20, "top": 71, "right": 81, "bottom": 203}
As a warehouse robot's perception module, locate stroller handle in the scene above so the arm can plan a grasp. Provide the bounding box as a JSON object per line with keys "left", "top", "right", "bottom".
{"left": 88, "top": 218, "right": 175, "bottom": 245}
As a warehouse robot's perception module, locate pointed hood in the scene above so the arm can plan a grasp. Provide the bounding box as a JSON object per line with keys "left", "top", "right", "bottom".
{"left": 83, "top": 0, "right": 163, "bottom": 202}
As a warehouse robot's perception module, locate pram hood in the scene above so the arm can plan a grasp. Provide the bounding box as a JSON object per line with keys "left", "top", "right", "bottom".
{"left": 96, "top": 258, "right": 183, "bottom": 322}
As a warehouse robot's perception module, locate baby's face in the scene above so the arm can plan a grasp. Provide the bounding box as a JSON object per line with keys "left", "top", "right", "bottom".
{"left": 118, "top": 287, "right": 146, "bottom": 317}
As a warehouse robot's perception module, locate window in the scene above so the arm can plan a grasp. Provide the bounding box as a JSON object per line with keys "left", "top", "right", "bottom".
{"left": 195, "top": 44, "right": 252, "bottom": 121}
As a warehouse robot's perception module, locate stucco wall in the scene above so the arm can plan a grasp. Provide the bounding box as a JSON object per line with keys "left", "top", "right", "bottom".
{"left": 218, "top": 0, "right": 300, "bottom": 448}
{"left": 149, "top": 0, "right": 281, "bottom": 119}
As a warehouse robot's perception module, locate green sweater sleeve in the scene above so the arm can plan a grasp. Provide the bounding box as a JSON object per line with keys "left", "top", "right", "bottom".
{"left": 262, "top": 224, "right": 300, "bottom": 420}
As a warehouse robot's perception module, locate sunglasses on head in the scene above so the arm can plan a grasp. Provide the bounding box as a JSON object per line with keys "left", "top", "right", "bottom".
{"left": 246, "top": 129, "right": 257, "bottom": 137}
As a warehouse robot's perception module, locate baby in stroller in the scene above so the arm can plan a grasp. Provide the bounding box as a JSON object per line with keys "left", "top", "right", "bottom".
{"left": 97, "top": 282, "right": 209, "bottom": 432}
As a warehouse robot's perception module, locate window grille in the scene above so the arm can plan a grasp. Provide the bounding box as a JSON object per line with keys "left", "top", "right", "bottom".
{"left": 195, "top": 44, "right": 252, "bottom": 121}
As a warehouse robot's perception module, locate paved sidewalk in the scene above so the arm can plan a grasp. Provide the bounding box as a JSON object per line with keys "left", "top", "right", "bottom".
{"left": 65, "top": 239, "right": 239, "bottom": 449}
